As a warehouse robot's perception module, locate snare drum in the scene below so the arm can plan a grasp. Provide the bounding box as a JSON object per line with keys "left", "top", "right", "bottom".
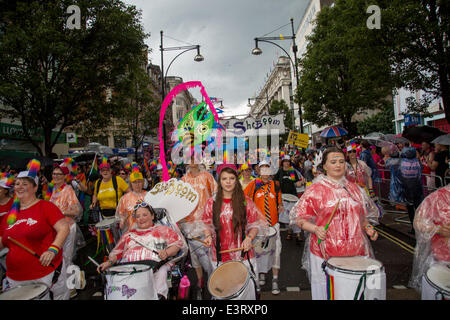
{"left": 0, "top": 283, "right": 49, "bottom": 300}
{"left": 254, "top": 225, "right": 278, "bottom": 274}
{"left": 324, "top": 256, "right": 386, "bottom": 300}
{"left": 279, "top": 194, "right": 299, "bottom": 224}
{"left": 208, "top": 260, "right": 256, "bottom": 300}
{"left": 95, "top": 218, "right": 120, "bottom": 250}
{"left": 422, "top": 263, "right": 450, "bottom": 300}
{"left": 105, "top": 264, "right": 158, "bottom": 300}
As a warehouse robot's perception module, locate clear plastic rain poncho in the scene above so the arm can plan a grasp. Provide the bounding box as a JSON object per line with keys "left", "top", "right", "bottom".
{"left": 115, "top": 191, "right": 147, "bottom": 232}
{"left": 200, "top": 195, "right": 269, "bottom": 264}
{"left": 289, "top": 174, "right": 380, "bottom": 281}
{"left": 346, "top": 160, "right": 372, "bottom": 189}
{"left": 179, "top": 168, "right": 217, "bottom": 238}
{"left": 409, "top": 185, "right": 450, "bottom": 291}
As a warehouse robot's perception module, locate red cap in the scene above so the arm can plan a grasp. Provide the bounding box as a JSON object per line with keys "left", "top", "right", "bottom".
{"left": 53, "top": 164, "right": 69, "bottom": 175}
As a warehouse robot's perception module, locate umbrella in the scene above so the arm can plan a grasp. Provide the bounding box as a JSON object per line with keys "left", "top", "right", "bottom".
{"left": 384, "top": 134, "right": 409, "bottom": 144}
{"left": 361, "top": 132, "right": 386, "bottom": 147}
{"left": 431, "top": 134, "right": 450, "bottom": 145}
{"left": 402, "top": 126, "right": 446, "bottom": 144}
{"left": 320, "top": 126, "right": 349, "bottom": 138}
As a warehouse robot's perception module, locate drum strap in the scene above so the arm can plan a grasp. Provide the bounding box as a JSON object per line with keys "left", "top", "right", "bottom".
{"left": 353, "top": 273, "right": 367, "bottom": 300}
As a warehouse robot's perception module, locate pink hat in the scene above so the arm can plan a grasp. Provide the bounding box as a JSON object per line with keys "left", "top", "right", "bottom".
{"left": 53, "top": 163, "right": 69, "bottom": 175}
{"left": 217, "top": 163, "right": 237, "bottom": 176}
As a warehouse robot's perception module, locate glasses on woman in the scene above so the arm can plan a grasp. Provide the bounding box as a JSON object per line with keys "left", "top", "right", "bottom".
{"left": 52, "top": 172, "right": 65, "bottom": 176}
{"left": 133, "top": 200, "right": 153, "bottom": 212}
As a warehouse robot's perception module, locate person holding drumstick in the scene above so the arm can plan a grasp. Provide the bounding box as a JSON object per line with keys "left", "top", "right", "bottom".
{"left": 409, "top": 184, "right": 449, "bottom": 299}
{"left": 46, "top": 161, "right": 83, "bottom": 299}
{"left": 115, "top": 162, "right": 147, "bottom": 233}
{"left": 180, "top": 154, "right": 217, "bottom": 298}
{"left": 98, "top": 200, "right": 185, "bottom": 300}
{"left": 201, "top": 164, "right": 268, "bottom": 294}
{"left": 290, "top": 147, "right": 380, "bottom": 300}
{"left": 0, "top": 159, "right": 69, "bottom": 299}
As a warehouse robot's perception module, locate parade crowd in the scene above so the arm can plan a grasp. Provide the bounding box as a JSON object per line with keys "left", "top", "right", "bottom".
{"left": 0, "top": 137, "right": 448, "bottom": 301}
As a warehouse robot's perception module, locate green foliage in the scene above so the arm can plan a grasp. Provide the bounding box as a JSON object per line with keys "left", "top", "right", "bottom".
{"left": 110, "top": 66, "right": 159, "bottom": 160}
{"left": 0, "top": 0, "right": 148, "bottom": 156}
{"left": 357, "top": 107, "right": 395, "bottom": 135}
{"left": 294, "top": 0, "right": 395, "bottom": 136}
{"left": 382, "top": 0, "right": 449, "bottom": 123}
{"left": 268, "top": 99, "right": 292, "bottom": 145}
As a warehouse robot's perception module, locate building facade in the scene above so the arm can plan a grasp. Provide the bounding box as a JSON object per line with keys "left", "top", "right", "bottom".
{"left": 249, "top": 56, "right": 294, "bottom": 123}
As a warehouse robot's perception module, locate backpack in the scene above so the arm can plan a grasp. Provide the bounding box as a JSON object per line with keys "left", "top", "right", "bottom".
{"left": 95, "top": 175, "right": 119, "bottom": 208}
{"left": 399, "top": 158, "right": 421, "bottom": 179}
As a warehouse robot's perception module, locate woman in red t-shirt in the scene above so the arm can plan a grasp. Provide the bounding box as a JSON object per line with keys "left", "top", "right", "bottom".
{"left": 0, "top": 170, "right": 69, "bottom": 298}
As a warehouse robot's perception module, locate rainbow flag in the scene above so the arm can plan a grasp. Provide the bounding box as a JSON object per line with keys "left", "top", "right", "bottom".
{"left": 87, "top": 154, "right": 98, "bottom": 181}
{"left": 326, "top": 274, "right": 335, "bottom": 300}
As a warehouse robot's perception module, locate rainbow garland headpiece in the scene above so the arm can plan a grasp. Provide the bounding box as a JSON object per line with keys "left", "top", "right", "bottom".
{"left": 129, "top": 162, "right": 144, "bottom": 183}
{"left": 0, "top": 172, "right": 14, "bottom": 189}
{"left": 62, "top": 157, "right": 78, "bottom": 182}
{"left": 99, "top": 156, "right": 110, "bottom": 170}
{"left": 6, "top": 196, "right": 20, "bottom": 225}
{"left": 16, "top": 159, "right": 41, "bottom": 185}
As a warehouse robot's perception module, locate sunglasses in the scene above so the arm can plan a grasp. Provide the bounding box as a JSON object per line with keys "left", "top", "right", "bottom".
{"left": 348, "top": 150, "right": 357, "bottom": 153}
{"left": 133, "top": 200, "right": 154, "bottom": 213}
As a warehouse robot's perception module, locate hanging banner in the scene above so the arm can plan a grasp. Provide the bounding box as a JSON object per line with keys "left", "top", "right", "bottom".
{"left": 287, "top": 130, "right": 309, "bottom": 148}
{"left": 221, "top": 114, "right": 285, "bottom": 136}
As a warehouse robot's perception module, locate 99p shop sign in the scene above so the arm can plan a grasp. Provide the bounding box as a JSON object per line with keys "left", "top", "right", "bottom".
{"left": 222, "top": 114, "right": 285, "bottom": 136}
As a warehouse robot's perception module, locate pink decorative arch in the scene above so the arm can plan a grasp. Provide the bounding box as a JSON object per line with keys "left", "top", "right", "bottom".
{"left": 159, "top": 81, "right": 221, "bottom": 181}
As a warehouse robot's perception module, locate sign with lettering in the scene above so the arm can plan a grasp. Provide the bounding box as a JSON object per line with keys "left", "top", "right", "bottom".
{"left": 287, "top": 131, "right": 310, "bottom": 148}
{"left": 221, "top": 114, "right": 285, "bottom": 136}
{"left": 144, "top": 178, "right": 199, "bottom": 223}
{"left": 404, "top": 114, "right": 421, "bottom": 127}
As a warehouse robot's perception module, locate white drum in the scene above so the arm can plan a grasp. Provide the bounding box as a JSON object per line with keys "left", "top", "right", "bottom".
{"left": 208, "top": 261, "right": 256, "bottom": 300}
{"left": 279, "top": 194, "right": 298, "bottom": 223}
{"left": 254, "top": 225, "right": 278, "bottom": 274}
{"left": 324, "top": 256, "right": 386, "bottom": 300}
{"left": 422, "top": 263, "right": 450, "bottom": 300}
{"left": 0, "top": 283, "right": 49, "bottom": 300}
{"left": 105, "top": 264, "right": 158, "bottom": 300}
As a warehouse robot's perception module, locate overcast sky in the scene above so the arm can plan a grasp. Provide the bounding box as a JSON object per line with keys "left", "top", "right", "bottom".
{"left": 123, "top": 0, "right": 310, "bottom": 118}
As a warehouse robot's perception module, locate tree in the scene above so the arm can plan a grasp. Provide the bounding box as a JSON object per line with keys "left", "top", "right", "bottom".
{"left": 0, "top": 0, "right": 148, "bottom": 156}
{"left": 357, "top": 106, "right": 395, "bottom": 135}
{"left": 111, "top": 66, "right": 160, "bottom": 161}
{"left": 268, "top": 99, "right": 292, "bottom": 146}
{"left": 294, "top": 0, "right": 395, "bottom": 136}
{"left": 382, "top": 0, "right": 449, "bottom": 123}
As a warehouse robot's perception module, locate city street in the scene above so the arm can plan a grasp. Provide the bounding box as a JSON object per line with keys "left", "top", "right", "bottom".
{"left": 72, "top": 205, "right": 421, "bottom": 300}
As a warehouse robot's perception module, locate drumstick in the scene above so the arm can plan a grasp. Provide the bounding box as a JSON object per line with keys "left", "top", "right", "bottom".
{"left": 219, "top": 245, "right": 255, "bottom": 254}
{"left": 88, "top": 256, "right": 101, "bottom": 268}
{"left": 130, "top": 235, "right": 159, "bottom": 255}
{"left": 191, "top": 237, "right": 207, "bottom": 245}
{"left": 318, "top": 199, "right": 341, "bottom": 245}
{"left": 8, "top": 237, "right": 55, "bottom": 268}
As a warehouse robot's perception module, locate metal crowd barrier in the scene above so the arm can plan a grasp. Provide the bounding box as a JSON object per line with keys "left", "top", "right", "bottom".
{"left": 374, "top": 169, "right": 444, "bottom": 225}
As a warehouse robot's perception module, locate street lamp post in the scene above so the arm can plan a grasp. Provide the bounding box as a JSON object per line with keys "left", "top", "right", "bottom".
{"left": 159, "top": 30, "right": 204, "bottom": 156}
{"left": 251, "top": 18, "right": 303, "bottom": 133}
{"left": 247, "top": 96, "right": 269, "bottom": 116}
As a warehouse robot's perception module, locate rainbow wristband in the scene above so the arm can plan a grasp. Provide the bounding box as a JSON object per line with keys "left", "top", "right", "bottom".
{"left": 369, "top": 188, "right": 375, "bottom": 198}
{"left": 47, "top": 245, "right": 60, "bottom": 255}
{"left": 366, "top": 224, "right": 374, "bottom": 231}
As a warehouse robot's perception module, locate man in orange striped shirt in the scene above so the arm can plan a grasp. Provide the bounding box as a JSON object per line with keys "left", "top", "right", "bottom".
{"left": 244, "top": 160, "right": 283, "bottom": 295}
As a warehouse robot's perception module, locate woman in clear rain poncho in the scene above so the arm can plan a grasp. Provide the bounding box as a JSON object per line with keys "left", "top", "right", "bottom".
{"left": 201, "top": 164, "right": 268, "bottom": 276}
{"left": 98, "top": 200, "right": 186, "bottom": 300}
{"left": 409, "top": 184, "right": 449, "bottom": 299}
{"left": 289, "top": 147, "right": 380, "bottom": 300}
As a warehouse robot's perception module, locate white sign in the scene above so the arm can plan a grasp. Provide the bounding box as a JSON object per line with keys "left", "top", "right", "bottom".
{"left": 221, "top": 114, "right": 285, "bottom": 136}
{"left": 66, "top": 132, "right": 77, "bottom": 143}
{"left": 144, "top": 178, "right": 199, "bottom": 223}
